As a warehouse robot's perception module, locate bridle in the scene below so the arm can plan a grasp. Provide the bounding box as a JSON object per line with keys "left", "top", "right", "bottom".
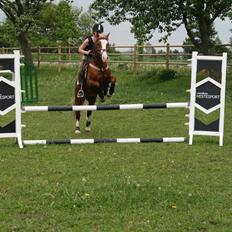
{"left": 90, "top": 37, "right": 109, "bottom": 71}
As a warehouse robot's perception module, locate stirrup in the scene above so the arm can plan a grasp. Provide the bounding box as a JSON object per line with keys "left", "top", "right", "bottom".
{"left": 77, "top": 89, "right": 84, "bottom": 98}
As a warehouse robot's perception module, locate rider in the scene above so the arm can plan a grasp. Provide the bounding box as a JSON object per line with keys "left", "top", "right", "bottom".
{"left": 76, "top": 23, "right": 104, "bottom": 97}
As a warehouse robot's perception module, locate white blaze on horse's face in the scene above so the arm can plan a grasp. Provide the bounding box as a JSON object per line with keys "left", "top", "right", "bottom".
{"left": 100, "top": 39, "right": 108, "bottom": 62}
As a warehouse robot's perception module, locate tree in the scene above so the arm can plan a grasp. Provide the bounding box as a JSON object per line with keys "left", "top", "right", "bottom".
{"left": 144, "top": 42, "right": 156, "bottom": 54}
{"left": 29, "top": 2, "right": 58, "bottom": 47}
{"left": 91, "top": 0, "right": 232, "bottom": 55}
{"left": 30, "top": 0, "right": 85, "bottom": 46}
{"left": 0, "top": 19, "right": 18, "bottom": 47}
{"left": 51, "top": 1, "right": 81, "bottom": 45}
{"left": 30, "top": 2, "right": 95, "bottom": 46}
{"left": 0, "top": 0, "right": 95, "bottom": 58}
{"left": 0, "top": 0, "right": 52, "bottom": 63}
{"left": 213, "top": 37, "right": 230, "bottom": 53}
{"left": 182, "top": 37, "right": 195, "bottom": 54}
{"left": 77, "top": 10, "right": 95, "bottom": 42}
{"left": 229, "top": 11, "right": 232, "bottom": 52}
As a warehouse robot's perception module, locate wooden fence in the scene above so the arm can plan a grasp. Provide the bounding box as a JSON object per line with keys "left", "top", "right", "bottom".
{"left": 1, "top": 44, "right": 231, "bottom": 71}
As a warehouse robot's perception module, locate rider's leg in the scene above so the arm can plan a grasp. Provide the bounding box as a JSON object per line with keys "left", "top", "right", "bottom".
{"left": 76, "top": 62, "right": 85, "bottom": 98}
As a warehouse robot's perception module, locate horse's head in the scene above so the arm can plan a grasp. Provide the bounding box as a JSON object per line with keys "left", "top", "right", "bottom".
{"left": 93, "top": 33, "right": 110, "bottom": 63}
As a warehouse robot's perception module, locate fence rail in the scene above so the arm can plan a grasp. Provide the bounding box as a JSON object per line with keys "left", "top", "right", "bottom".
{"left": 1, "top": 44, "right": 231, "bottom": 71}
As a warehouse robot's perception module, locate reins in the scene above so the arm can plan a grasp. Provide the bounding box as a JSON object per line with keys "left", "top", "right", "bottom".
{"left": 89, "top": 63, "right": 109, "bottom": 72}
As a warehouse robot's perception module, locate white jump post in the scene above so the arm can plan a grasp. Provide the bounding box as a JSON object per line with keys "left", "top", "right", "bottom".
{"left": 188, "top": 52, "right": 227, "bottom": 146}
{"left": 0, "top": 50, "right": 22, "bottom": 148}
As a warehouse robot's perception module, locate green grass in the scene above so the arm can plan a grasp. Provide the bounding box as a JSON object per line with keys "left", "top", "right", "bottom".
{"left": 0, "top": 65, "right": 232, "bottom": 231}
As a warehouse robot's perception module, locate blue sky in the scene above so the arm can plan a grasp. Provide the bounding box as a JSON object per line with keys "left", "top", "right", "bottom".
{"left": 0, "top": 0, "right": 231, "bottom": 46}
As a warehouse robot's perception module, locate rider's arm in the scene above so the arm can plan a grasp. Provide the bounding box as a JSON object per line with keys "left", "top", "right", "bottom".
{"left": 78, "top": 39, "right": 91, "bottom": 55}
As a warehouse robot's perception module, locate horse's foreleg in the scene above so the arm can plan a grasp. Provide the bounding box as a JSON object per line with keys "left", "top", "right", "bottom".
{"left": 75, "top": 111, "right": 81, "bottom": 134}
{"left": 85, "top": 110, "right": 92, "bottom": 132}
{"left": 99, "top": 89, "right": 106, "bottom": 102}
{"left": 107, "top": 76, "right": 116, "bottom": 97}
{"left": 74, "top": 83, "right": 85, "bottom": 134}
{"left": 85, "top": 96, "right": 97, "bottom": 132}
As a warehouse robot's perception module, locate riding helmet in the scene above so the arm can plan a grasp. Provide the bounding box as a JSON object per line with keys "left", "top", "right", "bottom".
{"left": 92, "top": 24, "right": 104, "bottom": 33}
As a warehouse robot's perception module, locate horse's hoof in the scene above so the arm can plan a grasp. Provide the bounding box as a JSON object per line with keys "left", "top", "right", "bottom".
{"left": 75, "top": 127, "right": 81, "bottom": 134}
{"left": 100, "top": 97, "right": 105, "bottom": 102}
{"left": 85, "top": 127, "right": 91, "bottom": 133}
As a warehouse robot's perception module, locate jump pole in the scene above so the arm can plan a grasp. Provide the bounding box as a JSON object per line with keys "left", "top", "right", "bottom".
{"left": 22, "top": 102, "right": 189, "bottom": 112}
{"left": 22, "top": 103, "right": 188, "bottom": 146}
{"left": 23, "top": 137, "right": 186, "bottom": 145}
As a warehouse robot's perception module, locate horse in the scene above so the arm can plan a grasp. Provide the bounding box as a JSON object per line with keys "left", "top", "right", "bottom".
{"left": 74, "top": 34, "right": 116, "bottom": 134}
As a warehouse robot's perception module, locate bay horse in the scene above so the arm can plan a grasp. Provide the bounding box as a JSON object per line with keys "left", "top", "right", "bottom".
{"left": 74, "top": 34, "right": 116, "bottom": 134}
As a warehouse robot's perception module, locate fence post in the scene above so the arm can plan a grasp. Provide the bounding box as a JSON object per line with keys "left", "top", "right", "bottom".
{"left": 133, "top": 44, "right": 138, "bottom": 73}
{"left": 58, "top": 45, "right": 61, "bottom": 72}
{"left": 37, "top": 46, "right": 41, "bottom": 69}
{"left": 166, "top": 43, "right": 170, "bottom": 69}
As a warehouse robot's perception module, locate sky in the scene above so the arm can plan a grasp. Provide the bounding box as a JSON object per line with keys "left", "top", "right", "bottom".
{"left": 0, "top": 0, "right": 231, "bottom": 46}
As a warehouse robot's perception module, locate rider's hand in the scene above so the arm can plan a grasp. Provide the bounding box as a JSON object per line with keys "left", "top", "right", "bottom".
{"left": 86, "top": 50, "right": 91, "bottom": 55}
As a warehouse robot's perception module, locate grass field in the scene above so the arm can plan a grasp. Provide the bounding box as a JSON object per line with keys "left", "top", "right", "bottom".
{"left": 0, "top": 65, "right": 232, "bottom": 231}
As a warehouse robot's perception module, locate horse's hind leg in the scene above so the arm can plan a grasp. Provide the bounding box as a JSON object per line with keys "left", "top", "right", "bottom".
{"left": 85, "top": 96, "right": 97, "bottom": 132}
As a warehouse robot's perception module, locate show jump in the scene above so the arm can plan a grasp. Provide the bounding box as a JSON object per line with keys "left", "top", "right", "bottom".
{"left": 0, "top": 51, "right": 227, "bottom": 148}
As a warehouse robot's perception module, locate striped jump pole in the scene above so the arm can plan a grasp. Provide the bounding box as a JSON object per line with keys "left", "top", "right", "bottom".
{"left": 23, "top": 137, "right": 186, "bottom": 145}
{"left": 22, "top": 102, "right": 189, "bottom": 112}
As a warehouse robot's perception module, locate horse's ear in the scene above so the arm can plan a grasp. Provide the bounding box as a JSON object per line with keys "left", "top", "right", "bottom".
{"left": 106, "top": 33, "right": 110, "bottom": 40}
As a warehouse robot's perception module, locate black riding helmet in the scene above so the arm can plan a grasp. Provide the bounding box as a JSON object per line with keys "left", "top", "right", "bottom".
{"left": 92, "top": 24, "right": 104, "bottom": 33}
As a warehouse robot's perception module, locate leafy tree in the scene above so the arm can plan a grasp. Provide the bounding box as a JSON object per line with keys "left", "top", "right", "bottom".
{"left": 144, "top": 42, "right": 156, "bottom": 54}
{"left": 91, "top": 0, "right": 232, "bottom": 55}
{"left": 182, "top": 37, "right": 195, "bottom": 54}
{"left": 0, "top": 19, "right": 18, "bottom": 47}
{"left": 213, "top": 37, "right": 231, "bottom": 53}
{"left": 172, "top": 49, "right": 179, "bottom": 54}
{"left": 30, "top": 0, "right": 85, "bottom": 46}
{"left": 51, "top": 1, "right": 81, "bottom": 45}
{"left": 0, "top": 0, "right": 95, "bottom": 59}
{"left": 77, "top": 10, "right": 95, "bottom": 42}
{"left": 0, "top": 0, "right": 51, "bottom": 63}
{"left": 29, "top": 2, "right": 57, "bottom": 47}
{"left": 31, "top": 2, "right": 95, "bottom": 46}
{"left": 229, "top": 11, "right": 232, "bottom": 52}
